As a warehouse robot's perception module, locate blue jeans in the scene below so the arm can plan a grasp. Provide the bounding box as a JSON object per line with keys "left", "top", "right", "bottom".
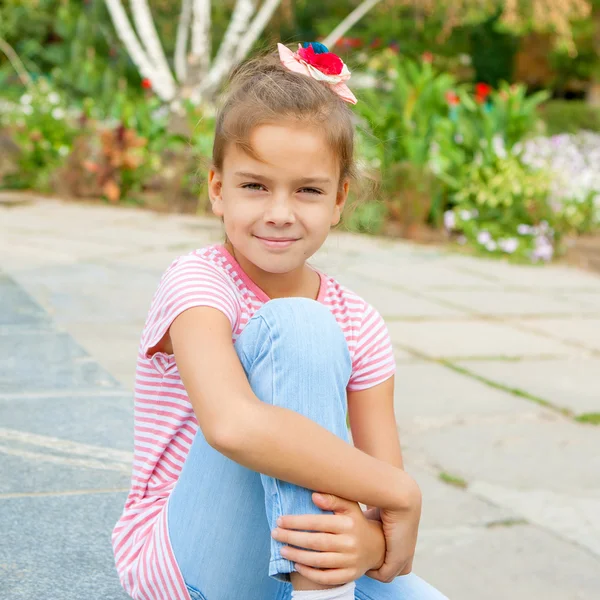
{"left": 168, "top": 298, "right": 447, "bottom": 600}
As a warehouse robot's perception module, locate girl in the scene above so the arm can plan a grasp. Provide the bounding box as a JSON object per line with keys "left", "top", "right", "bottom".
{"left": 112, "top": 43, "right": 447, "bottom": 600}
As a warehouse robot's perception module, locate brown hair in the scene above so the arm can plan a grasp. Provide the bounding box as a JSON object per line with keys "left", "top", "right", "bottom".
{"left": 212, "top": 48, "right": 357, "bottom": 185}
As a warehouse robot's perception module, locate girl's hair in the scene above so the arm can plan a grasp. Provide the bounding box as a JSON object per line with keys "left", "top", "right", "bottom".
{"left": 212, "top": 49, "right": 357, "bottom": 185}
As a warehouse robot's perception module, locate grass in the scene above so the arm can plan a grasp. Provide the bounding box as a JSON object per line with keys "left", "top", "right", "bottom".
{"left": 575, "top": 413, "right": 600, "bottom": 425}
{"left": 441, "top": 360, "right": 574, "bottom": 418}
{"left": 438, "top": 471, "right": 468, "bottom": 489}
{"left": 486, "top": 518, "right": 528, "bottom": 528}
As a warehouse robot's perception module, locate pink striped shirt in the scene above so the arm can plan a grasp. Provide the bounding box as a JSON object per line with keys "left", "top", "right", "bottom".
{"left": 112, "top": 244, "right": 396, "bottom": 599}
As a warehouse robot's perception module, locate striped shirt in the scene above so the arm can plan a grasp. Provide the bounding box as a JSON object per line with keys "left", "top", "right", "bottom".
{"left": 112, "top": 243, "right": 396, "bottom": 599}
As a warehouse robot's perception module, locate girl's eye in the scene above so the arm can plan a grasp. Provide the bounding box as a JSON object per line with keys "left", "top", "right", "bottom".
{"left": 299, "top": 188, "right": 323, "bottom": 195}
{"left": 242, "top": 183, "right": 266, "bottom": 191}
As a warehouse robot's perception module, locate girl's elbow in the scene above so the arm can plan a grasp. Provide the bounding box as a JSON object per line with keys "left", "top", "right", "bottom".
{"left": 206, "top": 404, "right": 258, "bottom": 452}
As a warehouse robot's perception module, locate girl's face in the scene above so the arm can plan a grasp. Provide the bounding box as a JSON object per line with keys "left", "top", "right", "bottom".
{"left": 208, "top": 122, "right": 349, "bottom": 276}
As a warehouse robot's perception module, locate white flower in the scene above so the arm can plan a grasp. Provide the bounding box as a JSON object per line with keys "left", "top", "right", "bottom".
{"left": 444, "top": 210, "right": 456, "bottom": 231}
{"left": 48, "top": 92, "right": 60, "bottom": 105}
{"left": 492, "top": 135, "right": 507, "bottom": 159}
{"left": 20, "top": 94, "right": 33, "bottom": 105}
{"left": 58, "top": 145, "right": 70, "bottom": 157}
{"left": 22, "top": 105, "right": 33, "bottom": 115}
{"left": 458, "top": 53, "right": 472, "bottom": 66}
{"left": 459, "top": 209, "right": 472, "bottom": 221}
{"left": 477, "top": 230, "right": 491, "bottom": 244}
{"left": 517, "top": 224, "right": 532, "bottom": 235}
{"left": 454, "top": 134, "right": 464, "bottom": 144}
{"left": 51, "top": 108, "right": 65, "bottom": 120}
{"left": 486, "top": 240, "right": 497, "bottom": 252}
{"left": 499, "top": 238, "right": 518, "bottom": 253}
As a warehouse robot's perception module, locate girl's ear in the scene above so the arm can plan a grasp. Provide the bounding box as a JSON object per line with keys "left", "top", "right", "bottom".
{"left": 331, "top": 179, "right": 350, "bottom": 227}
{"left": 208, "top": 168, "right": 224, "bottom": 217}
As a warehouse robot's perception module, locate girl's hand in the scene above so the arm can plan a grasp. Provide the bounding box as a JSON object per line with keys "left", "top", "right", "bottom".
{"left": 365, "top": 482, "right": 422, "bottom": 583}
{"left": 271, "top": 492, "right": 386, "bottom": 586}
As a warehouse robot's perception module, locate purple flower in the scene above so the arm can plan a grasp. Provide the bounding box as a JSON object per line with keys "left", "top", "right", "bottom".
{"left": 532, "top": 236, "right": 554, "bottom": 262}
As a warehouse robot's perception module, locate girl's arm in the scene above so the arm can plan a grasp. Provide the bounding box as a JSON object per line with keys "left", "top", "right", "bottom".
{"left": 347, "top": 376, "right": 403, "bottom": 469}
{"left": 170, "top": 306, "right": 420, "bottom": 512}
{"left": 347, "top": 377, "right": 403, "bottom": 511}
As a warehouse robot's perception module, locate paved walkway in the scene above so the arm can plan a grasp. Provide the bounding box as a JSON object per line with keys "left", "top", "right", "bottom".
{"left": 1, "top": 196, "right": 599, "bottom": 599}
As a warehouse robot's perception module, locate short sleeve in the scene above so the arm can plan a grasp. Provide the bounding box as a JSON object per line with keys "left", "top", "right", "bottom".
{"left": 347, "top": 302, "right": 396, "bottom": 392}
{"left": 140, "top": 255, "right": 238, "bottom": 357}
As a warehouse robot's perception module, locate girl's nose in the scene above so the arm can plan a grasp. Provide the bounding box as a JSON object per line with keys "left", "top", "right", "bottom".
{"left": 264, "top": 196, "right": 296, "bottom": 225}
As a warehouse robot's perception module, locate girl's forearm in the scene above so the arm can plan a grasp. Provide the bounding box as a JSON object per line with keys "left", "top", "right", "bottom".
{"left": 214, "top": 402, "right": 419, "bottom": 511}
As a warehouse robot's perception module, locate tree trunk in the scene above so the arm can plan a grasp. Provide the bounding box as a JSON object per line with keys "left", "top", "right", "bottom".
{"left": 175, "top": 0, "right": 193, "bottom": 83}
{"left": 104, "top": 0, "right": 176, "bottom": 101}
{"left": 322, "top": 0, "right": 383, "bottom": 49}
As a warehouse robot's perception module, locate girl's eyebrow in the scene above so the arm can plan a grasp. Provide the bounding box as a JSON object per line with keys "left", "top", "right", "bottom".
{"left": 234, "top": 171, "right": 272, "bottom": 182}
{"left": 234, "top": 171, "right": 331, "bottom": 185}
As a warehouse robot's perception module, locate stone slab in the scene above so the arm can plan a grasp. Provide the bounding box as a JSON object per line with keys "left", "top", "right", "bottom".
{"left": 512, "top": 317, "right": 600, "bottom": 352}
{"left": 403, "top": 415, "right": 600, "bottom": 493}
{"left": 12, "top": 263, "right": 160, "bottom": 325}
{"left": 0, "top": 274, "right": 50, "bottom": 327}
{"left": 451, "top": 259, "right": 600, "bottom": 290}
{"left": 65, "top": 323, "right": 143, "bottom": 389}
{"left": 387, "top": 320, "right": 576, "bottom": 359}
{"left": 416, "top": 524, "right": 600, "bottom": 600}
{"left": 459, "top": 357, "right": 600, "bottom": 415}
{"left": 348, "top": 260, "right": 500, "bottom": 289}
{"left": 426, "top": 289, "right": 591, "bottom": 316}
{"left": 470, "top": 480, "right": 600, "bottom": 557}
{"left": 410, "top": 467, "right": 518, "bottom": 530}
{"left": 0, "top": 452, "right": 131, "bottom": 494}
{"left": 0, "top": 392, "right": 133, "bottom": 450}
{"left": 0, "top": 331, "right": 119, "bottom": 393}
{"left": 0, "top": 492, "right": 130, "bottom": 599}
{"left": 393, "top": 362, "right": 544, "bottom": 422}
{"left": 332, "top": 273, "right": 468, "bottom": 318}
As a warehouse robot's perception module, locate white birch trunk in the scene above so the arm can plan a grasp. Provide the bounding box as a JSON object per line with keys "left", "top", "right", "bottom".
{"left": 175, "top": 0, "right": 194, "bottom": 82}
{"left": 130, "top": 0, "right": 176, "bottom": 87}
{"left": 234, "top": 0, "right": 282, "bottom": 63}
{"left": 322, "top": 0, "right": 383, "bottom": 49}
{"left": 191, "top": 0, "right": 212, "bottom": 75}
{"left": 103, "top": 0, "right": 176, "bottom": 101}
{"left": 196, "top": 0, "right": 256, "bottom": 98}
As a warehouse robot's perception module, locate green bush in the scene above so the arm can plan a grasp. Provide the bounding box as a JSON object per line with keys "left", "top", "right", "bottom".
{"left": 0, "top": 81, "right": 80, "bottom": 190}
{"left": 538, "top": 101, "right": 600, "bottom": 135}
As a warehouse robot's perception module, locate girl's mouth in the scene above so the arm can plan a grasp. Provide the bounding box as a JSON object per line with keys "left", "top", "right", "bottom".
{"left": 255, "top": 236, "right": 299, "bottom": 249}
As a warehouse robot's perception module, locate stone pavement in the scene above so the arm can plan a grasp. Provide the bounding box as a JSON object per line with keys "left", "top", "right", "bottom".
{"left": 1, "top": 196, "right": 599, "bottom": 599}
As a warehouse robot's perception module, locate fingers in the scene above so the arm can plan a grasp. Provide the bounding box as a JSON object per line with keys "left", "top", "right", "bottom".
{"left": 277, "top": 514, "right": 353, "bottom": 534}
{"left": 294, "top": 563, "right": 356, "bottom": 586}
{"left": 272, "top": 528, "right": 353, "bottom": 552}
{"left": 280, "top": 546, "right": 352, "bottom": 569}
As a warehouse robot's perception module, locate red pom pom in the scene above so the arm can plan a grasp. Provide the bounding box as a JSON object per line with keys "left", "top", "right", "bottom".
{"left": 297, "top": 45, "right": 344, "bottom": 76}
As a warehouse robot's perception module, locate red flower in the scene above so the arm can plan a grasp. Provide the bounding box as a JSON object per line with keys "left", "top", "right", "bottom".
{"left": 141, "top": 78, "right": 152, "bottom": 90}
{"left": 422, "top": 51, "right": 434, "bottom": 64}
{"left": 475, "top": 82, "right": 492, "bottom": 103}
{"left": 297, "top": 45, "right": 343, "bottom": 76}
{"left": 445, "top": 91, "right": 460, "bottom": 106}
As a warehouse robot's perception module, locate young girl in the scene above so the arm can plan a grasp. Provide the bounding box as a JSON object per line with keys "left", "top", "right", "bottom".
{"left": 112, "top": 43, "right": 447, "bottom": 600}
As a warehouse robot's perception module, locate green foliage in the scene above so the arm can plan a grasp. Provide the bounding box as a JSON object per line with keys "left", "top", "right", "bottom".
{"left": 343, "top": 200, "right": 387, "bottom": 235}
{"left": 0, "top": 81, "right": 80, "bottom": 190}
{"left": 469, "top": 12, "right": 519, "bottom": 87}
{"left": 539, "top": 101, "right": 600, "bottom": 134}
{"left": 0, "top": 0, "right": 139, "bottom": 110}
